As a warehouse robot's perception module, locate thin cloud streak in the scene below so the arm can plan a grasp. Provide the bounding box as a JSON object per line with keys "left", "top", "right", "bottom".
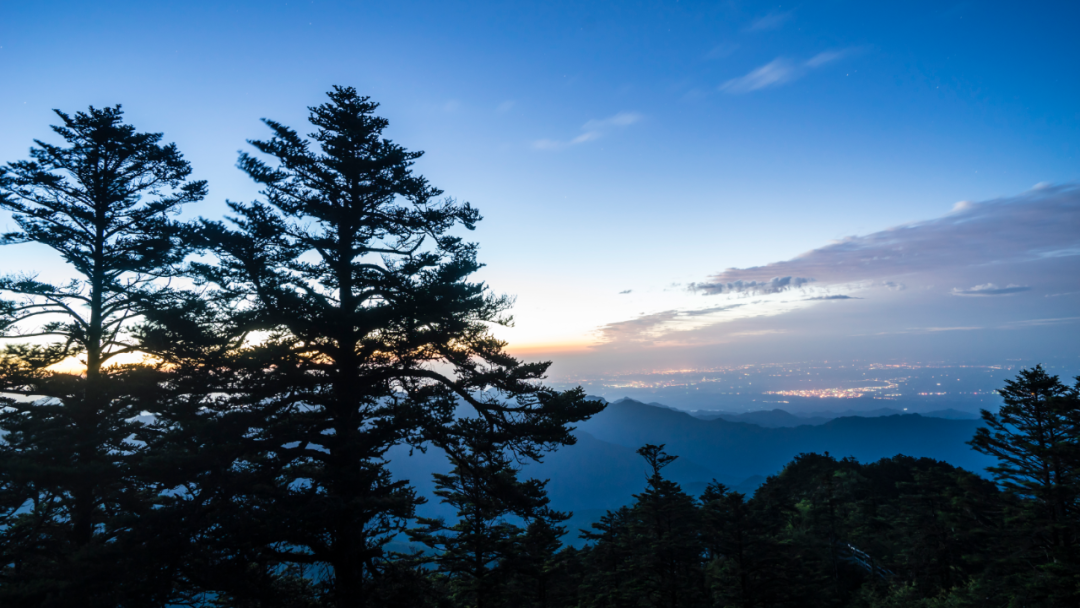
{"left": 720, "top": 59, "right": 797, "bottom": 93}
{"left": 806, "top": 50, "right": 848, "bottom": 68}
{"left": 533, "top": 111, "right": 642, "bottom": 150}
{"left": 746, "top": 9, "right": 794, "bottom": 32}
{"left": 721, "top": 50, "right": 852, "bottom": 94}
{"left": 952, "top": 284, "right": 1031, "bottom": 297}
{"left": 690, "top": 276, "right": 813, "bottom": 295}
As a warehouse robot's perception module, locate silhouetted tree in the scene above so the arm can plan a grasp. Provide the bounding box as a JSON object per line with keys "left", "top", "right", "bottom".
{"left": 159, "top": 87, "right": 601, "bottom": 608}
{"left": 0, "top": 105, "right": 205, "bottom": 606}
{"left": 579, "top": 445, "right": 707, "bottom": 608}
{"left": 969, "top": 365, "right": 1080, "bottom": 548}
{"left": 968, "top": 364, "right": 1080, "bottom": 605}
{"left": 409, "top": 419, "right": 569, "bottom": 608}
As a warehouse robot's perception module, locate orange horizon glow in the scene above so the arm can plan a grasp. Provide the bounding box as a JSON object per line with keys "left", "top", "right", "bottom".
{"left": 503, "top": 339, "right": 597, "bottom": 357}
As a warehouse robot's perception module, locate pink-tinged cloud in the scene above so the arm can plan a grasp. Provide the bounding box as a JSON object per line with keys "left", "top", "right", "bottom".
{"left": 699, "top": 184, "right": 1080, "bottom": 288}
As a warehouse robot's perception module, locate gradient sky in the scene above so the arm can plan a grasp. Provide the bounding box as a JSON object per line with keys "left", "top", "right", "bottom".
{"left": 2, "top": 1, "right": 1078, "bottom": 376}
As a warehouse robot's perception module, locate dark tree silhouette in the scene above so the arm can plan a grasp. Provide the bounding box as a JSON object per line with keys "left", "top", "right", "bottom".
{"left": 969, "top": 365, "right": 1080, "bottom": 540}
{"left": 579, "top": 444, "right": 707, "bottom": 608}
{"left": 408, "top": 418, "right": 569, "bottom": 608}
{"left": 0, "top": 105, "right": 205, "bottom": 606}
{"left": 969, "top": 364, "right": 1080, "bottom": 604}
{"left": 161, "top": 87, "right": 601, "bottom": 607}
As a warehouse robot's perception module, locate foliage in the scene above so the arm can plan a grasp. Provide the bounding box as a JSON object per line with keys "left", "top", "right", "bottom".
{"left": 0, "top": 105, "right": 205, "bottom": 606}
{"left": 135, "top": 87, "right": 601, "bottom": 607}
{"left": 968, "top": 364, "right": 1080, "bottom": 604}
{"left": 578, "top": 444, "right": 708, "bottom": 608}
{"left": 408, "top": 419, "right": 569, "bottom": 608}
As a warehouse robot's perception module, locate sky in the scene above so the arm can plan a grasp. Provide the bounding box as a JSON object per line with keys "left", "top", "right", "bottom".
{"left": 1, "top": 0, "right": 1078, "bottom": 378}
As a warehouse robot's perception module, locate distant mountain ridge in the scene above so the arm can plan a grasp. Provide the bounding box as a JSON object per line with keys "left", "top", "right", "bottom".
{"left": 690, "top": 405, "right": 979, "bottom": 427}
{"left": 389, "top": 397, "right": 995, "bottom": 530}
{"left": 575, "top": 399, "right": 993, "bottom": 482}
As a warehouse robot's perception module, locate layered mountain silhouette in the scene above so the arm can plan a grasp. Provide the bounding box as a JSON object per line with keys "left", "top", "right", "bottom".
{"left": 570, "top": 398, "right": 992, "bottom": 485}
{"left": 389, "top": 397, "right": 995, "bottom": 536}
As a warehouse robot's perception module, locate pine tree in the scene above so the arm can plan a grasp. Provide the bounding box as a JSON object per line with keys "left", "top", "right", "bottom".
{"left": 579, "top": 445, "right": 706, "bottom": 608}
{"left": 969, "top": 365, "right": 1080, "bottom": 550}
{"left": 162, "top": 87, "right": 601, "bottom": 607}
{"left": 409, "top": 419, "right": 569, "bottom": 608}
{"left": 968, "top": 365, "right": 1080, "bottom": 604}
{"left": 0, "top": 105, "right": 206, "bottom": 606}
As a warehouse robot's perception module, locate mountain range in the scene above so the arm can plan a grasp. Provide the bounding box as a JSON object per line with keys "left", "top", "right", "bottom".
{"left": 389, "top": 397, "right": 996, "bottom": 541}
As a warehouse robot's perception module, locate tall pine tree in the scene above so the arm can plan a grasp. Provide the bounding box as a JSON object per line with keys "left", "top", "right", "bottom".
{"left": 0, "top": 105, "right": 206, "bottom": 606}
{"left": 162, "top": 87, "right": 601, "bottom": 607}
{"left": 968, "top": 365, "right": 1080, "bottom": 604}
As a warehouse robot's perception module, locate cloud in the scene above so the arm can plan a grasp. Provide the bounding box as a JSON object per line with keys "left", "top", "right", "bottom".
{"left": 746, "top": 9, "right": 794, "bottom": 32}
{"left": 689, "top": 276, "right": 813, "bottom": 295}
{"left": 720, "top": 59, "right": 797, "bottom": 93}
{"left": 595, "top": 304, "right": 745, "bottom": 345}
{"left": 700, "top": 185, "right": 1080, "bottom": 287}
{"left": 720, "top": 50, "right": 850, "bottom": 94}
{"left": 619, "top": 289, "right": 632, "bottom": 294}
{"left": 496, "top": 100, "right": 515, "bottom": 113}
{"left": 683, "top": 304, "right": 745, "bottom": 316}
{"left": 533, "top": 111, "right": 643, "bottom": 150}
{"left": 805, "top": 50, "right": 848, "bottom": 68}
{"left": 581, "top": 185, "right": 1080, "bottom": 357}
{"left": 952, "top": 284, "right": 1031, "bottom": 297}
{"left": 596, "top": 310, "right": 679, "bottom": 343}
{"left": 582, "top": 112, "right": 642, "bottom": 130}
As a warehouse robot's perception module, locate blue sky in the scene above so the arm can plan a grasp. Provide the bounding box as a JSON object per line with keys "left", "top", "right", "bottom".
{"left": 2, "top": 0, "right": 1078, "bottom": 375}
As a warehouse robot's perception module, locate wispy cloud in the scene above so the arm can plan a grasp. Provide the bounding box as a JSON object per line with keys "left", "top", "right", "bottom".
{"left": 689, "top": 276, "right": 813, "bottom": 295}
{"left": 583, "top": 112, "right": 642, "bottom": 130}
{"left": 595, "top": 304, "right": 747, "bottom": 345}
{"left": 720, "top": 59, "right": 798, "bottom": 93}
{"left": 746, "top": 9, "right": 794, "bottom": 32}
{"left": 720, "top": 50, "right": 851, "bottom": 94}
{"left": 701, "top": 184, "right": 1080, "bottom": 286}
{"left": 590, "top": 184, "right": 1080, "bottom": 351}
{"left": 952, "top": 284, "right": 1031, "bottom": 297}
{"left": 533, "top": 111, "right": 643, "bottom": 150}
{"left": 805, "top": 50, "right": 848, "bottom": 68}
{"left": 596, "top": 310, "right": 679, "bottom": 343}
